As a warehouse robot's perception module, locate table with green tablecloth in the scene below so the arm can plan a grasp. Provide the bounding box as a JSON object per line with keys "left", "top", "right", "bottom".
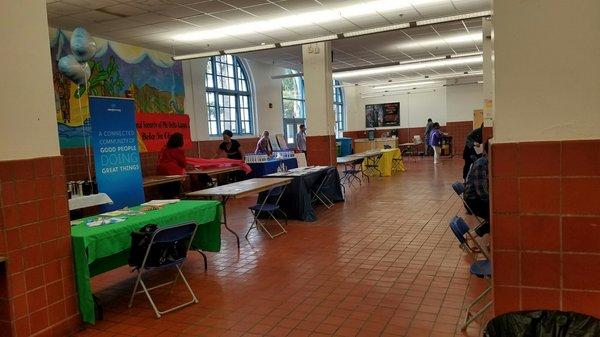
{"left": 71, "top": 200, "right": 222, "bottom": 324}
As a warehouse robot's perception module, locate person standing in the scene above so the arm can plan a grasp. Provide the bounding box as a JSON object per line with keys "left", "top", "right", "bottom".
{"left": 295, "top": 124, "right": 307, "bottom": 154}
{"left": 424, "top": 118, "right": 433, "bottom": 155}
{"left": 429, "top": 123, "right": 443, "bottom": 165}
{"left": 255, "top": 130, "right": 273, "bottom": 155}
{"left": 462, "top": 123, "right": 484, "bottom": 180}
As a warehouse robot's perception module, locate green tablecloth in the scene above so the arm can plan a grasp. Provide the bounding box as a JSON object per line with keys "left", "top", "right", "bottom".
{"left": 71, "top": 200, "right": 222, "bottom": 324}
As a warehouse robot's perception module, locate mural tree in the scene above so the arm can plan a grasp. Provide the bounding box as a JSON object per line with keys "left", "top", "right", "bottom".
{"left": 74, "top": 56, "right": 124, "bottom": 98}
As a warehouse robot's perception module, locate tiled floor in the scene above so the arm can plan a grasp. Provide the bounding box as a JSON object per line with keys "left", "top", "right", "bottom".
{"left": 75, "top": 157, "right": 491, "bottom": 337}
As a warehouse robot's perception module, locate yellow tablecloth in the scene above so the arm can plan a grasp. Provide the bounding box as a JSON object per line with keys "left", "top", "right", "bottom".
{"left": 363, "top": 148, "right": 405, "bottom": 176}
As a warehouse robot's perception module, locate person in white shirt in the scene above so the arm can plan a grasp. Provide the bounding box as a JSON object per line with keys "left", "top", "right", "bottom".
{"left": 295, "top": 124, "right": 307, "bottom": 153}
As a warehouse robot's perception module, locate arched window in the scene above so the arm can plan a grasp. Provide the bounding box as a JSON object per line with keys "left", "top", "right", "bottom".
{"left": 206, "top": 55, "right": 252, "bottom": 136}
{"left": 282, "top": 69, "right": 305, "bottom": 146}
{"left": 333, "top": 80, "right": 345, "bottom": 132}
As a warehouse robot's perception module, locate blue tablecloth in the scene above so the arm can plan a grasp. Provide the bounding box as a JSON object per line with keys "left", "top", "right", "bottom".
{"left": 247, "top": 158, "right": 298, "bottom": 178}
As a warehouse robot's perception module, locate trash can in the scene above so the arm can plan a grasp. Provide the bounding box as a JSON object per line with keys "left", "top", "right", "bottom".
{"left": 484, "top": 310, "right": 600, "bottom": 337}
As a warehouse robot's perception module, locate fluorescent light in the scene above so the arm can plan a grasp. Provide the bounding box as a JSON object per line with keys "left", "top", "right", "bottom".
{"left": 344, "top": 23, "right": 411, "bottom": 38}
{"left": 333, "top": 55, "right": 483, "bottom": 79}
{"left": 372, "top": 80, "right": 441, "bottom": 90}
{"left": 280, "top": 35, "right": 338, "bottom": 47}
{"left": 224, "top": 44, "right": 276, "bottom": 54}
{"left": 416, "top": 11, "right": 492, "bottom": 25}
{"left": 399, "top": 52, "right": 482, "bottom": 65}
{"left": 398, "top": 31, "right": 482, "bottom": 50}
{"left": 172, "top": 50, "right": 221, "bottom": 61}
{"left": 174, "top": 0, "right": 444, "bottom": 42}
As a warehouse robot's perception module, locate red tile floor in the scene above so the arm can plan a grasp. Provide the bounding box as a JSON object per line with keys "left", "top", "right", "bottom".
{"left": 75, "top": 157, "right": 491, "bottom": 337}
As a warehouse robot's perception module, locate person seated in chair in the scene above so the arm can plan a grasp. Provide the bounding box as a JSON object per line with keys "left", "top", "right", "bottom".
{"left": 463, "top": 140, "right": 490, "bottom": 237}
{"left": 255, "top": 130, "right": 273, "bottom": 156}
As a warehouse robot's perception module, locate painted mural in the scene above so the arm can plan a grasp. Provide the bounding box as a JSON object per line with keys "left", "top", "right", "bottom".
{"left": 49, "top": 28, "right": 185, "bottom": 148}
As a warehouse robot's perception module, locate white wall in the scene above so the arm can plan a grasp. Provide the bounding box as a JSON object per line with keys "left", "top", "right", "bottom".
{"left": 182, "top": 57, "right": 287, "bottom": 141}
{"left": 344, "top": 82, "right": 483, "bottom": 131}
{"left": 494, "top": 0, "right": 600, "bottom": 142}
{"left": 0, "top": 0, "right": 60, "bottom": 160}
{"left": 447, "top": 83, "right": 483, "bottom": 122}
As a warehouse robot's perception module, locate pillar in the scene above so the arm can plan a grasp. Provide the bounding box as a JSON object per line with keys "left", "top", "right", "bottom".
{"left": 302, "top": 42, "right": 336, "bottom": 165}
{"left": 0, "top": 1, "right": 80, "bottom": 336}
{"left": 490, "top": 0, "right": 600, "bottom": 318}
{"left": 482, "top": 16, "right": 494, "bottom": 139}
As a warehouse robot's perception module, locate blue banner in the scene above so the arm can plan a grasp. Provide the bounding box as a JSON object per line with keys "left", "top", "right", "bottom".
{"left": 89, "top": 96, "right": 145, "bottom": 211}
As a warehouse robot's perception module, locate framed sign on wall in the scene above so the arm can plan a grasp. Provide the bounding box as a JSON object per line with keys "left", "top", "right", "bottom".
{"left": 365, "top": 102, "right": 400, "bottom": 127}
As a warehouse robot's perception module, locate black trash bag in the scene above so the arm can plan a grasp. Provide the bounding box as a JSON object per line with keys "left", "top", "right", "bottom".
{"left": 128, "top": 224, "right": 158, "bottom": 268}
{"left": 484, "top": 310, "right": 600, "bottom": 337}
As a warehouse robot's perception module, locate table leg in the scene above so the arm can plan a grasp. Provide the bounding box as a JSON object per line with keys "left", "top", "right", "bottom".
{"left": 221, "top": 197, "right": 240, "bottom": 249}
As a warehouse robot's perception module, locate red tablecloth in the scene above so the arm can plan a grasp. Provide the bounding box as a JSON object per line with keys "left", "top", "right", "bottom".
{"left": 186, "top": 157, "right": 252, "bottom": 174}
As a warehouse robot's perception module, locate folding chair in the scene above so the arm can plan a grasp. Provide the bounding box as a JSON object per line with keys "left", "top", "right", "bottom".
{"left": 246, "top": 185, "right": 288, "bottom": 239}
{"left": 452, "top": 181, "right": 487, "bottom": 226}
{"left": 364, "top": 153, "right": 383, "bottom": 177}
{"left": 341, "top": 158, "right": 366, "bottom": 188}
{"left": 128, "top": 222, "right": 199, "bottom": 318}
{"left": 449, "top": 216, "right": 493, "bottom": 331}
{"left": 391, "top": 152, "right": 405, "bottom": 173}
{"left": 311, "top": 167, "right": 336, "bottom": 208}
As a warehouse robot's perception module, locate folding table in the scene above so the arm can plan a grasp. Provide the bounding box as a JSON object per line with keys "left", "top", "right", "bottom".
{"left": 186, "top": 178, "right": 293, "bottom": 248}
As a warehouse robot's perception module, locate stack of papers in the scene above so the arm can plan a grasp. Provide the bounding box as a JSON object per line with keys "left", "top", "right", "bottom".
{"left": 141, "top": 199, "right": 180, "bottom": 207}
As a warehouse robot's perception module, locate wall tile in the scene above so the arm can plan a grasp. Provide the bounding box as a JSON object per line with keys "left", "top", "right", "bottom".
{"left": 493, "top": 286, "right": 520, "bottom": 316}
{"left": 521, "top": 288, "right": 560, "bottom": 311}
{"left": 520, "top": 216, "right": 560, "bottom": 251}
{"left": 491, "top": 143, "right": 518, "bottom": 178}
{"left": 561, "top": 140, "right": 600, "bottom": 176}
{"left": 491, "top": 177, "right": 519, "bottom": 213}
{"left": 563, "top": 291, "right": 600, "bottom": 319}
{"left": 521, "top": 252, "right": 560, "bottom": 288}
{"left": 562, "top": 217, "right": 600, "bottom": 253}
{"left": 492, "top": 214, "right": 520, "bottom": 250}
{"left": 519, "top": 178, "right": 560, "bottom": 214}
{"left": 563, "top": 254, "right": 600, "bottom": 290}
{"left": 562, "top": 178, "right": 600, "bottom": 215}
{"left": 492, "top": 251, "right": 519, "bottom": 286}
{"left": 518, "top": 142, "right": 561, "bottom": 177}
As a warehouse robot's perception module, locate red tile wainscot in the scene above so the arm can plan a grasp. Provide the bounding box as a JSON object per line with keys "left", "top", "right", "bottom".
{"left": 490, "top": 139, "right": 600, "bottom": 318}
{"left": 0, "top": 156, "right": 80, "bottom": 337}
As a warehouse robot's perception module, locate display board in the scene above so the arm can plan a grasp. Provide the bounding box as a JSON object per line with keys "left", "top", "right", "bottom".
{"left": 365, "top": 102, "right": 400, "bottom": 128}
{"left": 90, "top": 96, "right": 145, "bottom": 211}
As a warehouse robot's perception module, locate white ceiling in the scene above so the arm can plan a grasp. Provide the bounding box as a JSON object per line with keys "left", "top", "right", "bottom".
{"left": 46, "top": 0, "right": 490, "bottom": 83}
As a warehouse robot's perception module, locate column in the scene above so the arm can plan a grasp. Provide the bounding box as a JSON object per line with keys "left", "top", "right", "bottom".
{"left": 302, "top": 42, "right": 336, "bottom": 165}
{"left": 482, "top": 16, "right": 494, "bottom": 139}
{"left": 491, "top": 0, "right": 600, "bottom": 318}
{"left": 0, "top": 1, "right": 80, "bottom": 336}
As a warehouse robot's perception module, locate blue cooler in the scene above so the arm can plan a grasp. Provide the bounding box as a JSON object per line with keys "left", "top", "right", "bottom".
{"left": 336, "top": 137, "right": 353, "bottom": 156}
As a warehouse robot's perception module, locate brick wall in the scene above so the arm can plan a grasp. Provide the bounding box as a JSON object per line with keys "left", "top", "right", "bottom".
{"left": 0, "top": 156, "right": 80, "bottom": 337}
{"left": 491, "top": 139, "right": 600, "bottom": 318}
{"left": 306, "top": 135, "right": 337, "bottom": 166}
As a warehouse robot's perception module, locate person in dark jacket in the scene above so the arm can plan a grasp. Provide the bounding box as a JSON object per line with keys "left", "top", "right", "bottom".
{"left": 462, "top": 123, "right": 483, "bottom": 180}
{"left": 424, "top": 118, "right": 433, "bottom": 155}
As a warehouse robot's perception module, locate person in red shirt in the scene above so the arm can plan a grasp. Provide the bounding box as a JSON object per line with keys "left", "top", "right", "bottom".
{"left": 157, "top": 132, "right": 186, "bottom": 175}
{"left": 156, "top": 133, "right": 187, "bottom": 197}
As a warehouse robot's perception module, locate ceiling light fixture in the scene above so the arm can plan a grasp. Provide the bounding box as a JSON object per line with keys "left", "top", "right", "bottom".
{"left": 397, "top": 31, "right": 482, "bottom": 50}
{"left": 333, "top": 55, "right": 483, "bottom": 79}
{"left": 172, "top": 10, "right": 492, "bottom": 61}
{"left": 173, "top": 0, "right": 438, "bottom": 42}
{"left": 372, "top": 80, "right": 442, "bottom": 90}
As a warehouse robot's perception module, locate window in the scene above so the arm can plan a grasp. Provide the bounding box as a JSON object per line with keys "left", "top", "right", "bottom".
{"left": 282, "top": 70, "right": 305, "bottom": 146}
{"left": 333, "top": 80, "right": 345, "bottom": 132}
{"left": 206, "top": 55, "right": 252, "bottom": 136}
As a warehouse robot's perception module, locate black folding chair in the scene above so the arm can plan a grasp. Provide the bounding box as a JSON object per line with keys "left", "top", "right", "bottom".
{"left": 364, "top": 153, "right": 383, "bottom": 177}
{"left": 311, "top": 167, "right": 336, "bottom": 208}
{"left": 341, "top": 158, "right": 366, "bottom": 188}
{"left": 246, "top": 185, "right": 288, "bottom": 239}
{"left": 128, "top": 222, "right": 199, "bottom": 318}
